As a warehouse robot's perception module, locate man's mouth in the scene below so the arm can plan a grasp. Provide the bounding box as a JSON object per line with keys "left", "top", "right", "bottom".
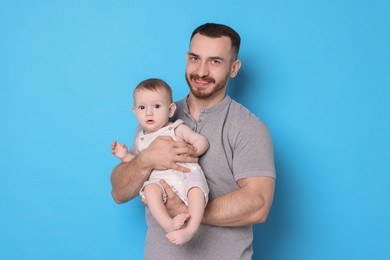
{"left": 192, "top": 75, "right": 214, "bottom": 86}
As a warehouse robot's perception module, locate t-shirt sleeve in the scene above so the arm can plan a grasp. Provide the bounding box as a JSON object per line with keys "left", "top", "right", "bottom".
{"left": 232, "top": 118, "right": 276, "bottom": 180}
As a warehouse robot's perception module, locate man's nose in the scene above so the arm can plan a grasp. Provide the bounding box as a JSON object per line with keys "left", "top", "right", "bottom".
{"left": 196, "top": 61, "right": 209, "bottom": 77}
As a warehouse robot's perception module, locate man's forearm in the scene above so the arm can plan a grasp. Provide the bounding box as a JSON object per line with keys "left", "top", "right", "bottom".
{"left": 111, "top": 153, "right": 151, "bottom": 203}
{"left": 202, "top": 191, "right": 263, "bottom": 227}
{"left": 202, "top": 177, "right": 275, "bottom": 227}
{"left": 110, "top": 136, "right": 199, "bottom": 204}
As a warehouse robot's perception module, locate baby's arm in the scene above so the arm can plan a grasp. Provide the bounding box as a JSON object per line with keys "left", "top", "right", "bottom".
{"left": 175, "top": 125, "right": 209, "bottom": 156}
{"left": 112, "top": 141, "right": 135, "bottom": 162}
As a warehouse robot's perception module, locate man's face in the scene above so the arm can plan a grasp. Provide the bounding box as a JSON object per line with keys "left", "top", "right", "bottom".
{"left": 185, "top": 33, "right": 240, "bottom": 100}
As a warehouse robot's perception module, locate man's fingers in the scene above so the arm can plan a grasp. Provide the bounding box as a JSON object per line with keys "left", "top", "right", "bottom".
{"left": 170, "top": 162, "right": 193, "bottom": 173}
{"left": 160, "top": 179, "right": 189, "bottom": 217}
{"left": 175, "top": 154, "right": 198, "bottom": 163}
{"left": 159, "top": 179, "right": 169, "bottom": 189}
{"left": 160, "top": 179, "right": 175, "bottom": 196}
{"left": 146, "top": 137, "right": 198, "bottom": 171}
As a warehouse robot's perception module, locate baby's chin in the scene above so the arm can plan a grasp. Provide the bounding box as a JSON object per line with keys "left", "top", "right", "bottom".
{"left": 142, "top": 125, "right": 162, "bottom": 134}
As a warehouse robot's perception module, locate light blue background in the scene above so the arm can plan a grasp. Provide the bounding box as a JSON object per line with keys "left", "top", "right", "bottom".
{"left": 1, "top": 1, "right": 389, "bottom": 259}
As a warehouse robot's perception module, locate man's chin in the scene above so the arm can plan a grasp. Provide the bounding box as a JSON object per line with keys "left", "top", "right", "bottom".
{"left": 191, "top": 90, "right": 212, "bottom": 99}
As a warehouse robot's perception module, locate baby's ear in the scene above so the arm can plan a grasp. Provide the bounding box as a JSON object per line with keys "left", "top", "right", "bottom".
{"left": 169, "top": 103, "right": 177, "bottom": 118}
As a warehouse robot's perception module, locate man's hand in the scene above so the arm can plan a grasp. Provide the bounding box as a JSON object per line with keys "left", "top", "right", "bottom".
{"left": 160, "top": 179, "right": 188, "bottom": 218}
{"left": 145, "top": 136, "right": 198, "bottom": 173}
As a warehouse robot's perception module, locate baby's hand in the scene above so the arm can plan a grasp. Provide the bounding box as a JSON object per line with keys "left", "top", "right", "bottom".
{"left": 111, "top": 141, "right": 128, "bottom": 159}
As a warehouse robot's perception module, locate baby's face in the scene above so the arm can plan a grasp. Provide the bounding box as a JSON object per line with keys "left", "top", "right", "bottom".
{"left": 133, "top": 88, "right": 173, "bottom": 134}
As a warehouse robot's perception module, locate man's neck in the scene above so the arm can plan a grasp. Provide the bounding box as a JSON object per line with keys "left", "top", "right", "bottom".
{"left": 187, "top": 93, "right": 226, "bottom": 121}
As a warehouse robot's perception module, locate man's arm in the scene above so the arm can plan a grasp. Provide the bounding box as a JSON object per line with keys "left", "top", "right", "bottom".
{"left": 111, "top": 152, "right": 152, "bottom": 203}
{"left": 111, "top": 136, "right": 198, "bottom": 204}
{"left": 202, "top": 176, "right": 275, "bottom": 226}
{"left": 161, "top": 176, "right": 275, "bottom": 226}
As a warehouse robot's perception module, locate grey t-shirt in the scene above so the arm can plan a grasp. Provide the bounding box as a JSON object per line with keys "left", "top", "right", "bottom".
{"left": 142, "top": 95, "right": 276, "bottom": 260}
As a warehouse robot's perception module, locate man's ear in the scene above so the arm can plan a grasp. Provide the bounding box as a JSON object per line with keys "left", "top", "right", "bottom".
{"left": 230, "top": 59, "right": 241, "bottom": 78}
{"left": 168, "top": 103, "right": 177, "bottom": 118}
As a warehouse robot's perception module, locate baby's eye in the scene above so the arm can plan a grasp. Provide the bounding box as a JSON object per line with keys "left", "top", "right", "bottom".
{"left": 154, "top": 104, "right": 161, "bottom": 109}
{"left": 138, "top": 105, "right": 145, "bottom": 110}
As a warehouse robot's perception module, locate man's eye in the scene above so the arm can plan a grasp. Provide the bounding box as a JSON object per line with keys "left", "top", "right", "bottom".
{"left": 190, "top": 56, "right": 199, "bottom": 61}
{"left": 211, "top": 59, "right": 220, "bottom": 64}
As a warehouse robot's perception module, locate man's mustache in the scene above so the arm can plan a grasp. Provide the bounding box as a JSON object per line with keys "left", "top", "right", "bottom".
{"left": 190, "top": 74, "right": 215, "bottom": 84}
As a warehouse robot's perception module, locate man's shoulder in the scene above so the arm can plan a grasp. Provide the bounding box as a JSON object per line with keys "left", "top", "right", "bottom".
{"left": 173, "top": 98, "right": 187, "bottom": 115}
{"left": 174, "top": 98, "right": 187, "bottom": 109}
{"left": 227, "top": 98, "right": 265, "bottom": 127}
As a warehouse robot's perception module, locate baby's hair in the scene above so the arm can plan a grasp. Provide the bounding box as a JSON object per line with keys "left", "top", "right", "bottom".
{"left": 134, "top": 78, "right": 173, "bottom": 103}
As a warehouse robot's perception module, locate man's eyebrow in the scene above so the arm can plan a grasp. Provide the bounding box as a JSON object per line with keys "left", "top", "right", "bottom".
{"left": 187, "top": 52, "right": 199, "bottom": 57}
{"left": 188, "top": 52, "right": 225, "bottom": 61}
{"left": 210, "top": 56, "right": 224, "bottom": 61}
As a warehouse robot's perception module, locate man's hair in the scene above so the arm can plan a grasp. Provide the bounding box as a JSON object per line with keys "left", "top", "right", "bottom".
{"left": 134, "top": 78, "right": 173, "bottom": 103}
{"left": 190, "top": 23, "right": 241, "bottom": 59}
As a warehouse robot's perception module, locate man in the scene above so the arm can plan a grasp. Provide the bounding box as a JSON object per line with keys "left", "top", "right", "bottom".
{"left": 111, "top": 23, "right": 276, "bottom": 259}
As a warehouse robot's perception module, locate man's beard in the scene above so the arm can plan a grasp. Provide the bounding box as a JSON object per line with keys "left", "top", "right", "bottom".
{"left": 185, "top": 73, "right": 229, "bottom": 99}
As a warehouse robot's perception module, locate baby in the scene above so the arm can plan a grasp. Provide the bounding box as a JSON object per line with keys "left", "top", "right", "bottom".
{"left": 112, "top": 78, "right": 209, "bottom": 245}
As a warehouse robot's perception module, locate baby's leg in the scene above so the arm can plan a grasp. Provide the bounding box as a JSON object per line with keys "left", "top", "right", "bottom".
{"left": 166, "top": 187, "right": 205, "bottom": 245}
{"left": 144, "top": 183, "right": 189, "bottom": 233}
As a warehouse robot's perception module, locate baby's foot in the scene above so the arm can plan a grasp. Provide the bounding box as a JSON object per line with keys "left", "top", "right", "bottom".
{"left": 167, "top": 213, "right": 189, "bottom": 233}
{"left": 111, "top": 141, "right": 128, "bottom": 159}
{"left": 166, "top": 227, "right": 196, "bottom": 245}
